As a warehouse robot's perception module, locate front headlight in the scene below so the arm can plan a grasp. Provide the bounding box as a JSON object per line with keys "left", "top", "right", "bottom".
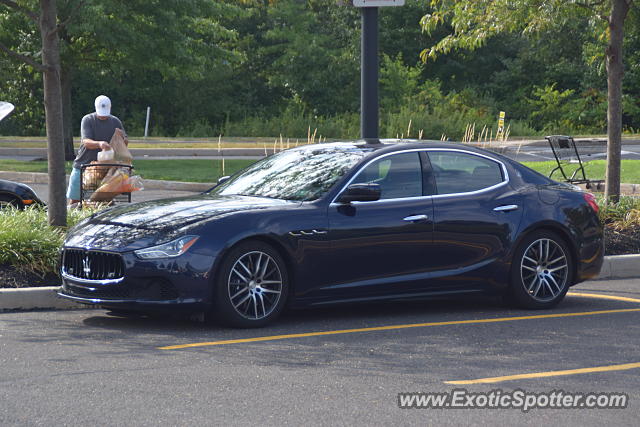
{"left": 134, "top": 235, "right": 199, "bottom": 259}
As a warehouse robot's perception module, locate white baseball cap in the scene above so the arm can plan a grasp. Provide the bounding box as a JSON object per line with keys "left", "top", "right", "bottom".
{"left": 95, "top": 95, "right": 111, "bottom": 116}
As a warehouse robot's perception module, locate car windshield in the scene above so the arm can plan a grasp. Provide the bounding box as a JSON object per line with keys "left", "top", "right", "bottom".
{"left": 210, "top": 145, "right": 369, "bottom": 201}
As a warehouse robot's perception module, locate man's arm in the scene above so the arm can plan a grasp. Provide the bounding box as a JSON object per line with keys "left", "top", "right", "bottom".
{"left": 81, "top": 139, "right": 111, "bottom": 150}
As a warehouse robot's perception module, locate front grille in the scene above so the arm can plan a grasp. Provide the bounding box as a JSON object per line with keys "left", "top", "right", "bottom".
{"left": 62, "top": 249, "right": 124, "bottom": 281}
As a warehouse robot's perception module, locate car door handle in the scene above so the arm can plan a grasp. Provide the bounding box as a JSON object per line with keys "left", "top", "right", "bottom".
{"left": 403, "top": 214, "right": 429, "bottom": 222}
{"left": 493, "top": 204, "right": 519, "bottom": 212}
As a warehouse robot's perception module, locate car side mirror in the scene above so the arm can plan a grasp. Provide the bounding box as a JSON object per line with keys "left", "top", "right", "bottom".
{"left": 217, "top": 176, "right": 230, "bottom": 185}
{"left": 338, "top": 183, "right": 381, "bottom": 204}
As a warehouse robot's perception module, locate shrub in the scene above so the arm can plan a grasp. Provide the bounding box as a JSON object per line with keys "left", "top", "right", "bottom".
{"left": 597, "top": 195, "right": 640, "bottom": 230}
{"left": 0, "top": 206, "right": 99, "bottom": 277}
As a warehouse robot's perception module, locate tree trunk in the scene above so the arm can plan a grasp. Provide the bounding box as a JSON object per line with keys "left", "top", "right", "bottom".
{"left": 40, "top": 0, "right": 67, "bottom": 226}
{"left": 61, "top": 66, "right": 75, "bottom": 161}
{"left": 604, "top": 0, "right": 631, "bottom": 203}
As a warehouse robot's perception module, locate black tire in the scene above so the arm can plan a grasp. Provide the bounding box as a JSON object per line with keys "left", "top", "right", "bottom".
{"left": 508, "top": 230, "right": 573, "bottom": 309}
{"left": 213, "top": 240, "right": 289, "bottom": 328}
{"left": 0, "top": 194, "right": 22, "bottom": 210}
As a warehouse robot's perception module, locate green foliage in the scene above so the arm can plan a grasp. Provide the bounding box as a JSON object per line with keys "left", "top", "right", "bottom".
{"left": 527, "top": 84, "right": 577, "bottom": 132}
{"left": 260, "top": 0, "right": 360, "bottom": 116}
{"left": 595, "top": 196, "right": 640, "bottom": 229}
{"left": 176, "top": 120, "right": 216, "bottom": 138}
{"left": 420, "top": 0, "right": 599, "bottom": 61}
{"left": 223, "top": 105, "right": 361, "bottom": 140}
{"left": 380, "top": 54, "right": 422, "bottom": 111}
{"left": 1, "top": 0, "right": 640, "bottom": 139}
{"left": 0, "top": 206, "right": 98, "bottom": 276}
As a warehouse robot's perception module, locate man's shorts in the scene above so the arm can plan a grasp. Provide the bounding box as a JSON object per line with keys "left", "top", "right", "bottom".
{"left": 66, "top": 167, "right": 81, "bottom": 200}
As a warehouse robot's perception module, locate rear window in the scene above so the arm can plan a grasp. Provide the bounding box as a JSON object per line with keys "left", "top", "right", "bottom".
{"left": 428, "top": 151, "right": 504, "bottom": 195}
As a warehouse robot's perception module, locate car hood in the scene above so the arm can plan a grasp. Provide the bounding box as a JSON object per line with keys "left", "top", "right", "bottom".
{"left": 64, "top": 194, "right": 295, "bottom": 251}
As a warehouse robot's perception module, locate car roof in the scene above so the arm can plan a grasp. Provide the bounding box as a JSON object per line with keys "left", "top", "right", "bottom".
{"left": 294, "top": 139, "right": 495, "bottom": 157}
{"left": 294, "top": 139, "right": 551, "bottom": 186}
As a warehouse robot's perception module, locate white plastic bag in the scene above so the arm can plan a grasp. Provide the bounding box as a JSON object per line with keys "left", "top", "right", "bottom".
{"left": 97, "top": 147, "right": 114, "bottom": 162}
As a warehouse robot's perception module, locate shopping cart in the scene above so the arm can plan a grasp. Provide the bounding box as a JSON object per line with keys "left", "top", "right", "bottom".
{"left": 80, "top": 163, "right": 133, "bottom": 207}
{"left": 545, "top": 135, "right": 604, "bottom": 188}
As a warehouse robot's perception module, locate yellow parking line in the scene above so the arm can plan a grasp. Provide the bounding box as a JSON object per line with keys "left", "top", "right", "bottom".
{"left": 446, "top": 362, "right": 640, "bottom": 385}
{"left": 567, "top": 291, "right": 640, "bottom": 304}
{"left": 158, "top": 307, "right": 640, "bottom": 350}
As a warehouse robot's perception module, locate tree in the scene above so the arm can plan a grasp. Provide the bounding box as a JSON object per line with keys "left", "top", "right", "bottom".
{"left": 260, "top": 0, "right": 360, "bottom": 116}
{"left": 54, "top": 0, "right": 240, "bottom": 150}
{"left": 0, "top": 0, "right": 67, "bottom": 225}
{"left": 420, "top": 0, "right": 634, "bottom": 202}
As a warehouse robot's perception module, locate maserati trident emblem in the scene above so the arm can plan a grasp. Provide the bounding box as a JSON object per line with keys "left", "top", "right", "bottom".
{"left": 82, "top": 255, "right": 91, "bottom": 276}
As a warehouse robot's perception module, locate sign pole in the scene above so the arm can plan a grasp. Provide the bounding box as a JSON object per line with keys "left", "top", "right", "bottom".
{"left": 360, "top": 6, "right": 379, "bottom": 144}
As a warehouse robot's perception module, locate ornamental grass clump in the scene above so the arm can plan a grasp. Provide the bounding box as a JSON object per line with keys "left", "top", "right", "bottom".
{"left": 0, "top": 206, "right": 98, "bottom": 277}
{"left": 598, "top": 196, "right": 640, "bottom": 229}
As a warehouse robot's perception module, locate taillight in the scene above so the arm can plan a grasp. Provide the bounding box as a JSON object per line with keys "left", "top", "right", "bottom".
{"left": 583, "top": 192, "right": 599, "bottom": 213}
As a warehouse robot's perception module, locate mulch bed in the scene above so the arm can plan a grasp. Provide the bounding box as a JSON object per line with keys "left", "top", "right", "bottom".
{"left": 1, "top": 225, "right": 639, "bottom": 289}
{"left": 0, "top": 264, "right": 60, "bottom": 289}
{"left": 604, "top": 224, "right": 640, "bottom": 255}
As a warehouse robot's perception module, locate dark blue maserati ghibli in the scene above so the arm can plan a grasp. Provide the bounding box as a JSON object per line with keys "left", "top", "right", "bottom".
{"left": 59, "top": 140, "right": 604, "bottom": 327}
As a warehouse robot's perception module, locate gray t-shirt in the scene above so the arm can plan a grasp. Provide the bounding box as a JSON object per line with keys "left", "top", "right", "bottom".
{"left": 73, "top": 113, "right": 127, "bottom": 169}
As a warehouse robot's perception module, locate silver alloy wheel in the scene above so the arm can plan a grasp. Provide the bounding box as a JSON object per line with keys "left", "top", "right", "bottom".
{"left": 227, "top": 250, "right": 283, "bottom": 320}
{"left": 0, "top": 199, "right": 15, "bottom": 209}
{"left": 520, "top": 238, "right": 568, "bottom": 302}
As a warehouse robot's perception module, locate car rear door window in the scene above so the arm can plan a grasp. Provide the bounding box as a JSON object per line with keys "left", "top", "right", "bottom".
{"left": 351, "top": 152, "right": 423, "bottom": 199}
{"left": 428, "top": 151, "right": 504, "bottom": 195}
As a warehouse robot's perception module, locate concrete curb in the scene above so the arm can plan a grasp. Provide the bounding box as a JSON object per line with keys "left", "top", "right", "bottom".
{"left": 1, "top": 255, "right": 638, "bottom": 312}
{"left": 578, "top": 181, "right": 640, "bottom": 195}
{"left": 0, "top": 171, "right": 213, "bottom": 192}
{"left": 596, "top": 254, "right": 640, "bottom": 280}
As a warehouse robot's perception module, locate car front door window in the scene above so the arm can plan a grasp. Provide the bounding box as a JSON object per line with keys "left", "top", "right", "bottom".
{"left": 351, "top": 152, "right": 423, "bottom": 199}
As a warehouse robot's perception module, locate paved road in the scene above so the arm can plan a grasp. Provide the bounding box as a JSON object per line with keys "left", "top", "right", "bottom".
{"left": 1, "top": 279, "right": 638, "bottom": 425}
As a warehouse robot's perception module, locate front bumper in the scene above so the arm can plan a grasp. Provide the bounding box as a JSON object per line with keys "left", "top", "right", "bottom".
{"left": 58, "top": 249, "right": 216, "bottom": 309}
{"left": 57, "top": 289, "right": 204, "bottom": 310}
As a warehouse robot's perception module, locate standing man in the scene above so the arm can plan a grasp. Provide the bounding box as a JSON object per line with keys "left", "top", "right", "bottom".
{"left": 66, "top": 95, "right": 128, "bottom": 205}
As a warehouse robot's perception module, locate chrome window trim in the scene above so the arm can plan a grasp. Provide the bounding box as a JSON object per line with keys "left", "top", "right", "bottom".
{"left": 330, "top": 148, "right": 510, "bottom": 205}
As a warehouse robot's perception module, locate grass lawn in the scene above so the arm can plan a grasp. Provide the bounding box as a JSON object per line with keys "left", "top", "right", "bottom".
{"left": 0, "top": 158, "right": 639, "bottom": 184}
{"left": 0, "top": 159, "right": 256, "bottom": 183}
{"left": 521, "top": 160, "right": 640, "bottom": 184}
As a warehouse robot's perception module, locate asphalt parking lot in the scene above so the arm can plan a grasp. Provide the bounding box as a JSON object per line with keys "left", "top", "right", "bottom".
{"left": 1, "top": 278, "right": 639, "bottom": 425}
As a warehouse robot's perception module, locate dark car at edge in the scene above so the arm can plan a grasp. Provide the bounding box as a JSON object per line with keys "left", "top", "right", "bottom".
{"left": 58, "top": 140, "right": 604, "bottom": 327}
{"left": 0, "top": 179, "right": 44, "bottom": 209}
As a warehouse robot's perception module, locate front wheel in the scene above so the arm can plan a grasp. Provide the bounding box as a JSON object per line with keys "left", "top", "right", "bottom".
{"left": 0, "top": 194, "right": 21, "bottom": 210}
{"left": 508, "top": 231, "right": 573, "bottom": 309}
{"left": 213, "top": 241, "right": 289, "bottom": 328}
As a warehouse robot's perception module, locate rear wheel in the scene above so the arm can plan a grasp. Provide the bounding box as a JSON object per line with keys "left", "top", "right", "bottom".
{"left": 509, "top": 230, "right": 573, "bottom": 309}
{"left": 213, "top": 241, "right": 289, "bottom": 328}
